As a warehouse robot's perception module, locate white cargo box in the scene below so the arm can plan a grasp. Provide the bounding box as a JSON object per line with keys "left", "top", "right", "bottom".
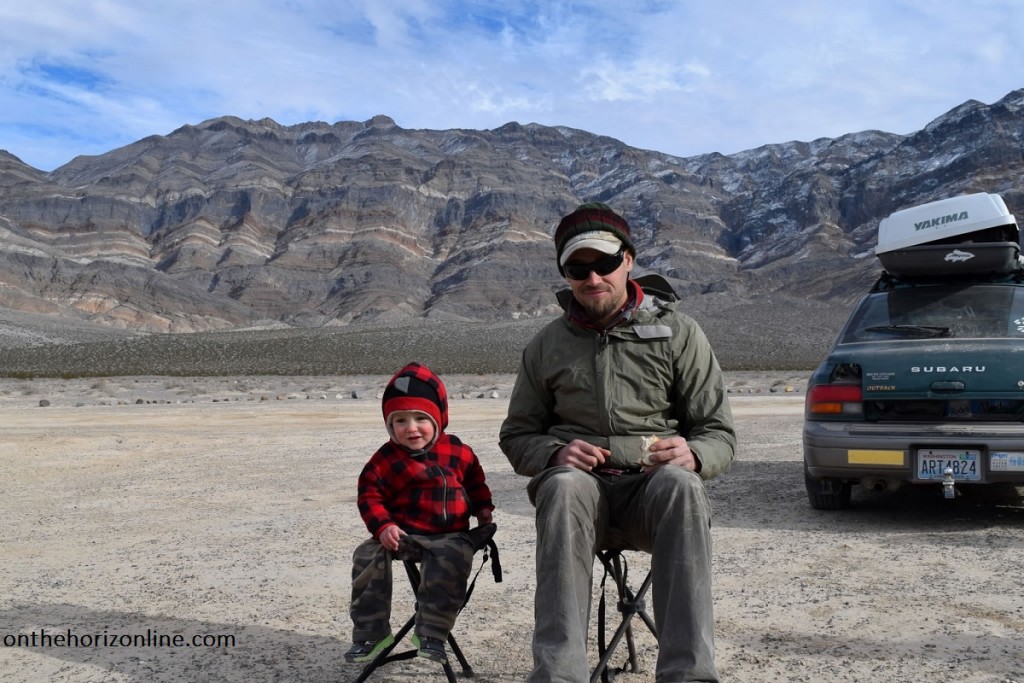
{"left": 875, "top": 192, "right": 1020, "bottom": 278}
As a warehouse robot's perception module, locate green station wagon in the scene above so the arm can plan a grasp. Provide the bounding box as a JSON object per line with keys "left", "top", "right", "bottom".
{"left": 803, "top": 192, "right": 1024, "bottom": 509}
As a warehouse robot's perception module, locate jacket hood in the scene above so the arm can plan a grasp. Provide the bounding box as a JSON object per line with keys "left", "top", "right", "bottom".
{"left": 381, "top": 363, "right": 449, "bottom": 451}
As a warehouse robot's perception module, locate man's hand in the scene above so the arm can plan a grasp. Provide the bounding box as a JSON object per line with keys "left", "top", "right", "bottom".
{"left": 643, "top": 435, "right": 700, "bottom": 472}
{"left": 550, "top": 440, "right": 610, "bottom": 471}
{"left": 378, "top": 524, "right": 405, "bottom": 552}
{"left": 476, "top": 509, "right": 493, "bottom": 525}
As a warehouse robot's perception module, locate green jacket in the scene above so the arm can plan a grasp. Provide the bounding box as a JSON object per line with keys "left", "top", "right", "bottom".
{"left": 499, "top": 277, "right": 735, "bottom": 479}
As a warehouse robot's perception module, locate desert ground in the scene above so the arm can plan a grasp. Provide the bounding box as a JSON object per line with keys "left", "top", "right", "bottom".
{"left": 1, "top": 373, "right": 1023, "bottom": 683}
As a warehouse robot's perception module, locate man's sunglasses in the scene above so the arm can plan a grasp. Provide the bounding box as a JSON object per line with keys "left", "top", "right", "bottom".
{"left": 562, "top": 248, "right": 625, "bottom": 280}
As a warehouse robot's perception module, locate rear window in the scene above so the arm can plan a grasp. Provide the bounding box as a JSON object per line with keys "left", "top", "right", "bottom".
{"left": 840, "top": 284, "right": 1024, "bottom": 343}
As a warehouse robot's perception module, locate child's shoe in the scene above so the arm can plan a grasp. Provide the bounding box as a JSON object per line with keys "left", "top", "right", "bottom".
{"left": 413, "top": 634, "right": 448, "bottom": 663}
{"left": 344, "top": 633, "right": 395, "bottom": 663}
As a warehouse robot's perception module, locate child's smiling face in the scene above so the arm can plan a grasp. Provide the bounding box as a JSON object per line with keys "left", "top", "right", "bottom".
{"left": 389, "top": 410, "right": 436, "bottom": 450}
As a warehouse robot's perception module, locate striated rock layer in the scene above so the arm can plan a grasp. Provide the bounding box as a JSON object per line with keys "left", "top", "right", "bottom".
{"left": 1, "top": 91, "right": 1023, "bottom": 337}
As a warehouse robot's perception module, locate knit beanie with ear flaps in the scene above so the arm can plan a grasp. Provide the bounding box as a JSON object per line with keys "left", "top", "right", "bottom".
{"left": 381, "top": 362, "right": 448, "bottom": 450}
{"left": 553, "top": 202, "right": 636, "bottom": 275}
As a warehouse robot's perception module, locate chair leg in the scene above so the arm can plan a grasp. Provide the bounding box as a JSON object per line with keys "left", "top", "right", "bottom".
{"left": 591, "top": 551, "right": 657, "bottom": 683}
{"left": 447, "top": 633, "right": 475, "bottom": 677}
{"left": 353, "top": 615, "right": 416, "bottom": 683}
{"left": 612, "top": 554, "right": 641, "bottom": 678}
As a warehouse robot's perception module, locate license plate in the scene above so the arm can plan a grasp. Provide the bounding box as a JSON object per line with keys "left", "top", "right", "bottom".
{"left": 915, "top": 448, "right": 981, "bottom": 481}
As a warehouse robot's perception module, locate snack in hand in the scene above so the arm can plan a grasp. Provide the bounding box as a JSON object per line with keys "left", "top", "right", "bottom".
{"left": 638, "top": 435, "right": 660, "bottom": 466}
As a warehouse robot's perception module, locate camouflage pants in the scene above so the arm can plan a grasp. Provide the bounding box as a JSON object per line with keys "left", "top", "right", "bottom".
{"left": 350, "top": 531, "right": 474, "bottom": 642}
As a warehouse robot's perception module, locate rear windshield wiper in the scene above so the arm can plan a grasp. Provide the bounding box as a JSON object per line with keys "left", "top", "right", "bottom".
{"left": 863, "top": 324, "right": 952, "bottom": 338}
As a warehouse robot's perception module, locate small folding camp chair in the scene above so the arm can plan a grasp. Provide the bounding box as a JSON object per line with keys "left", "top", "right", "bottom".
{"left": 353, "top": 527, "right": 501, "bottom": 683}
{"left": 591, "top": 547, "right": 658, "bottom": 683}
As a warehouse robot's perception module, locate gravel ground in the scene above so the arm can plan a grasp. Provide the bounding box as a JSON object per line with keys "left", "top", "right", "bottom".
{"left": 1, "top": 376, "right": 1022, "bottom": 682}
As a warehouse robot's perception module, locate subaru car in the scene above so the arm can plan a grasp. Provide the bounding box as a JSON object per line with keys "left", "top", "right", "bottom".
{"left": 803, "top": 193, "right": 1024, "bottom": 509}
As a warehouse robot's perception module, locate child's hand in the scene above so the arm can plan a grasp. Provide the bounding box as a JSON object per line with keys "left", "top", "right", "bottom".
{"left": 378, "top": 524, "right": 404, "bottom": 552}
{"left": 476, "top": 509, "right": 493, "bottom": 526}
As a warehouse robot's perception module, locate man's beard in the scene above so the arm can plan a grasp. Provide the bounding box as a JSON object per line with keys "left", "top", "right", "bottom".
{"left": 578, "top": 287, "right": 621, "bottom": 323}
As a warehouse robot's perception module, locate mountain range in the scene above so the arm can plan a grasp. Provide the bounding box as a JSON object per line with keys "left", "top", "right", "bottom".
{"left": 1, "top": 88, "right": 1022, "bottom": 372}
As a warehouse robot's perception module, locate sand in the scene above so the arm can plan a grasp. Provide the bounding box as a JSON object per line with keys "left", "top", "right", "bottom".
{"left": 1, "top": 375, "right": 1023, "bottom": 683}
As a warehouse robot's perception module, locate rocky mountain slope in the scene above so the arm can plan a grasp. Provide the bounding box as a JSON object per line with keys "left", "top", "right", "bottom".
{"left": 0, "top": 89, "right": 1022, "bottom": 372}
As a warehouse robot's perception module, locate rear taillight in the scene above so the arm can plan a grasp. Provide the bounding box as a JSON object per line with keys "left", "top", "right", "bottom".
{"left": 806, "top": 384, "right": 863, "bottom": 416}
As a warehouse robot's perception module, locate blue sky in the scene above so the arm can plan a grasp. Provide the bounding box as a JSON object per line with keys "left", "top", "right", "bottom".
{"left": 1, "top": 1, "right": 1022, "bottom": 171}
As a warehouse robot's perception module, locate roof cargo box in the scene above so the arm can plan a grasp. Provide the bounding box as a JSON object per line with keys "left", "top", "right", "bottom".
{"left": 875, "top": 193, "right": 1020, "bottom": 278}
{"left": 876, "top": 242, "right": 1020, "bottom": 278}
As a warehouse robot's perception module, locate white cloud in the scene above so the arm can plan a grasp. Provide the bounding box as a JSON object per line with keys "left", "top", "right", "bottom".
{"left": 581, "top": 59, "right": 686, "bottom": 102}
{"left": 0, "top": 0, "right": 1021, "bottom": 170}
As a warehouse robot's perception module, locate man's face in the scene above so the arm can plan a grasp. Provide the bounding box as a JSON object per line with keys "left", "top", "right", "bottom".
{"left": 563, "top": 248, "right": 634, "bottom": 325}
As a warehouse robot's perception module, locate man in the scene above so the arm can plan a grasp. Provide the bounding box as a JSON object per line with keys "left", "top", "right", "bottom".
{"left": 499, "top": 202, "right": 735, "bottom": 683}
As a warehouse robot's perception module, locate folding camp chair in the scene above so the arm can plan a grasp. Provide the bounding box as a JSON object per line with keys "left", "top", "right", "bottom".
{"left": 591, "top": 547, "right": 658, "bottom": 683}
{"left": 353, "top": 529, "right": 501, "bottom": 683}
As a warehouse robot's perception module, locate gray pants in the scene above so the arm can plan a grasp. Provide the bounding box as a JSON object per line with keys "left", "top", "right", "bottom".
{"left": 350, "top": 532, "right": 474, "bottom": 642}
{"left": 527, "top": 466, "right": 719, "bottom": 683}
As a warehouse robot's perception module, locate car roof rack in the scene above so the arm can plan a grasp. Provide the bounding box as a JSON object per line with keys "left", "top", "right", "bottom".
{"left": 870, "top": 267, "right": 1024, "bottom": 292}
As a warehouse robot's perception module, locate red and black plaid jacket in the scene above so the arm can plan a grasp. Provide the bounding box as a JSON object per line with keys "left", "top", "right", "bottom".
{"left": 358, "top": 435, "right": 494, "bottom": 538}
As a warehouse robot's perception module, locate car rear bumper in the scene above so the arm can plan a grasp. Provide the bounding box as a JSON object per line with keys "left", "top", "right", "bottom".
{"left": 803, "top": 419, "right": 1024, "bottom": 484}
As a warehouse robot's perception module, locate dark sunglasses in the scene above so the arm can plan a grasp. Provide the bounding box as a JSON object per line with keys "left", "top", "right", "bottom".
{"left": 562, "top": 248, "right": 625, "bottom": 280}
